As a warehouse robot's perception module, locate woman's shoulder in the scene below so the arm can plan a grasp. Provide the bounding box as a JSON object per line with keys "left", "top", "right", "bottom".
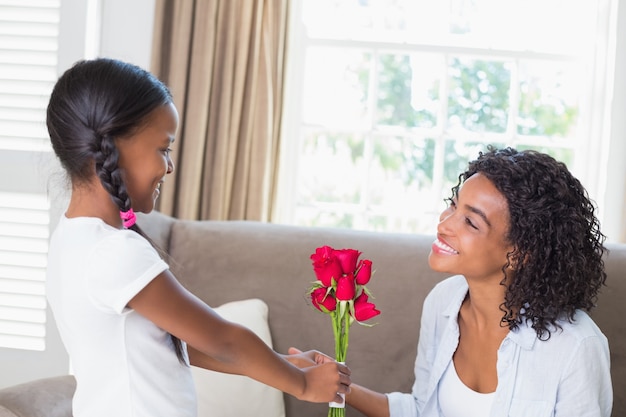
{"left": 558, "top": 310, "right": 608, "bottom": 342}
{"left": 517, "top": 310, "right": 608, "bottom": 351}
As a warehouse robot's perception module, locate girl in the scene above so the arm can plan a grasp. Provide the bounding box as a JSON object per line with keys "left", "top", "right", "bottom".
{"left": 293, "top": 147, "right": 612, "bottom": 416}
{"left": 45, "top": 58, "right": 351, "bottom": 417}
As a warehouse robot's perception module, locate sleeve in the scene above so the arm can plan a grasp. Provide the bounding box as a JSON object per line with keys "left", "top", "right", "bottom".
{"left": 554, "top": 333, "right": 613, "bottom": 417}
{"left": 86, "top": 231, "right": 169, "bottom": 314}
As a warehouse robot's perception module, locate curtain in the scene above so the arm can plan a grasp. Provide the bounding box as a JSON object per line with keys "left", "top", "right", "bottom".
{"left": 150, "top": 0, "right": 289, "bottom": 221}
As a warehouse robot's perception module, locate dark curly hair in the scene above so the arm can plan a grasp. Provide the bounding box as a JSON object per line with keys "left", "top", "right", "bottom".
{"left": 451, "top": 146, "right": 607, "bottom": 340}
{"left": 46, "top": 58, "right": 185, "bottom": 362}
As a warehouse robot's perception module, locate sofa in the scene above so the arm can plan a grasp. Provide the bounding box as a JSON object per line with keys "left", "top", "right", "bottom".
{"left": 1, "top": 210, "right": 624, "bottom": 417}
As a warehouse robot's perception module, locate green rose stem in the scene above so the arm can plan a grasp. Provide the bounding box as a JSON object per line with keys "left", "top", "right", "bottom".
{"left": 329, "top": 301, "right": 352, "bottom": 417}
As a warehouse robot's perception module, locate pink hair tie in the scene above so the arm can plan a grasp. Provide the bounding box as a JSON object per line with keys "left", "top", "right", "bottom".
{"left": 120, "top": 209, "right": 137, "bottom": 228}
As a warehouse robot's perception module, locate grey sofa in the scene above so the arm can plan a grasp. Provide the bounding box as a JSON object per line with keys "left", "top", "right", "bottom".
{"left": 1, "top": 210, "right": 624, "bottom": 417}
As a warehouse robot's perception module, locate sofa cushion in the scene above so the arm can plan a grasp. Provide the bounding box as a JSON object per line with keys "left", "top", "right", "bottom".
{"left": 191, "top": 298, "right": 285, "bottom": 417}
{"left": 0, "top": 375, "right": 75, "bottom": 417}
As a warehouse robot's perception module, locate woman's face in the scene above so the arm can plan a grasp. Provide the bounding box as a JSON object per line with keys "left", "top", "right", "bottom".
{"left": 116, "top": 102, "right": 178, "bottom": 213}
{"left": 429, "top": 173, "right": 514, "bottom": 284}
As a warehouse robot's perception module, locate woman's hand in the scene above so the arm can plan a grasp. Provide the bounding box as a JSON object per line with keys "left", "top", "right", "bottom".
{"left": 284, "top": 347, "right": 335, "bottom": 368}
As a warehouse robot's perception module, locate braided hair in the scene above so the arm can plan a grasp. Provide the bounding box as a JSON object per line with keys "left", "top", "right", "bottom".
{"left": 451, "top": 146, "right": 607, "bottom": 340}
{"left": 46, "top": 58, "right": 185, "bottom": 362}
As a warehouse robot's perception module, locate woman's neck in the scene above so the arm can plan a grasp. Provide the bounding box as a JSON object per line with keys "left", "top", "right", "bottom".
{"left": 461, "top": 280, "right": 508, "bottom": 331}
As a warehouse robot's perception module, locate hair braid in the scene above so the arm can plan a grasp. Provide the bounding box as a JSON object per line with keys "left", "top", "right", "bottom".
{"left": 94, "top": 133, "right": 132, "bottom": 212}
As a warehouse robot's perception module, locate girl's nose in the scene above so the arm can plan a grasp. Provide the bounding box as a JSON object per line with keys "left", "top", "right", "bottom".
{"left": 166, "top": 158, "right": 175, "bottom": 174}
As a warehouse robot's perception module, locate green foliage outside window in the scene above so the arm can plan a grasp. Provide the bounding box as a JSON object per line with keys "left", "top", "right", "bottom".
{"left": 296, "top": 48, "right": 580, "bottom": 233}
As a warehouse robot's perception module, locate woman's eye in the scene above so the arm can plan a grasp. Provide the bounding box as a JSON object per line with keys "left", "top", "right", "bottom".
{"left": 465, "top": 217, "right": 478, "bottom": 230}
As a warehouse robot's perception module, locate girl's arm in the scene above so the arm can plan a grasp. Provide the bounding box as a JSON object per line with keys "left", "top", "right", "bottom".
{"left": 127, "top": 270, "right": 351, "bottom": 404}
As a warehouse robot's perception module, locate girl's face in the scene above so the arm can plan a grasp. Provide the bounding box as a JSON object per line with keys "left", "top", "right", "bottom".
{"left": 428, "top": 173, "right": 514, "bottom": 284}
{"left": 116, "top": 102, "right": 178, "bottom": 213}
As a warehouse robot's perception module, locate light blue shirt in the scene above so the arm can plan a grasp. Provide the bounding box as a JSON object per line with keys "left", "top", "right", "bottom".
{"left": 387, "top": 275, "right": 613, "bottom": 417}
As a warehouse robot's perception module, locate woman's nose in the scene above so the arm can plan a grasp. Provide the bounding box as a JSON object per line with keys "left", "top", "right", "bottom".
{"left": 437, "top": 207, "right": 454, "bottom": 232}
{"left": 166, "top": 158, "right": 175, "bottom": 174}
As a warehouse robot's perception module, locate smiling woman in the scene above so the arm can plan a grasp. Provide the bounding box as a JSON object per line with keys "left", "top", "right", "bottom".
{"left": 319, "top": 146, "right": 612, "bottom": 417}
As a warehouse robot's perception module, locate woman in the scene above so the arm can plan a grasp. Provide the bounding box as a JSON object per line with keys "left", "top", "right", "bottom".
{"left": 293, "top": 146, "right": 612, "bottom": 416}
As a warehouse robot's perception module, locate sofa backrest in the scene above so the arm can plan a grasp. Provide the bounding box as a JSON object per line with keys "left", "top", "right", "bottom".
{"left": 138, "top": 211, "right": 626, "bottom": 417}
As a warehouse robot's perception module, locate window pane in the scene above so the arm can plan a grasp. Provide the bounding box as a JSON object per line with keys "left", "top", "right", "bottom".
{"left": 516, "top": 145, "right": 574, "bottom": 167}
{"left": 447, "top": 57, "right": 511, "bottom": 133}
{"left": 370, "top": 135, "right": 435, "bottom": 199}
{"left": 376, "top": 53, "right": 442, "bottom": 128}
{"left": 302, "top": 0, "right": 423, "bottom": 42}
{"left": 517, "top": 60, "right": 580, "bottom": 138}
{"left": 443, "top": 140, "right": 505, "bottom": 186}
{"left": 302, "top": 0, "right": 597, "bottom": 55}
{"left": 302, "top": 47, "right": 371, "bottom": 129}
{"left": 296, "top": 130, "right": 364, "bottom": 205}
{"left": 369, "top": 135, "right": 439, "bottom": 232}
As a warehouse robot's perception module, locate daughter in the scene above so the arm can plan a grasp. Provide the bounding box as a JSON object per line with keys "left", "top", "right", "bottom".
{"left": 45, "top": 57, "right": 350, "bottom": 417}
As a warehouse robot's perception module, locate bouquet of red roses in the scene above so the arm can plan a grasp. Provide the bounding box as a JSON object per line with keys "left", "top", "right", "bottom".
{"left": 308, "top": 245, "right": 380, "bottom": 417}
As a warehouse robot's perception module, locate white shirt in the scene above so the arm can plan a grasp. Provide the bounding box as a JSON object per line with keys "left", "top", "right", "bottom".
{"left": 387, "top": 275, "right": 613, "bottom": 417}
{"left": 46, "top": 216, "right": 196, "bottom": 417}
{"left": 438, "top": 360, "right": 494, "bottom": 417}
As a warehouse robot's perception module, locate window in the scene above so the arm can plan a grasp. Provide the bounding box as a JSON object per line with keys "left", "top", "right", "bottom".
{"left": 280, "top": 0, "right": 611, "bottom": 235}
{"left": 0, "top": 0, "right": 60, "bottom": 350}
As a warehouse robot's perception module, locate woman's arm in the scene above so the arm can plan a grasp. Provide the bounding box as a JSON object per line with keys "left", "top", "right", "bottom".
{"left": 127, "top": 270, "right": 351, "bottom": 404}
{"left": 346, "top": 384, "right": 390, "bottom": 417}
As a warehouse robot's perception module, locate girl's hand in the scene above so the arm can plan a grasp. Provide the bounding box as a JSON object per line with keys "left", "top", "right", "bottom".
{"left": 300, "top": 360, "right": 351, "bottom": 404}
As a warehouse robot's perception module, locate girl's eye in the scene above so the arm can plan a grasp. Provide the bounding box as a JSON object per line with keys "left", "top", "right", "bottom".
{"left": 163, "top": 148, "right": 173, "bottom": 155}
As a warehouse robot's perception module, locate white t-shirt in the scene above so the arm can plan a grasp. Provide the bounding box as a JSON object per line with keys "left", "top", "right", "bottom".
{"left": 46, "top": 215, "right": 196, "bottom": 417}
{"left": 438, "top": 360, "right": 495, "bottom": 417}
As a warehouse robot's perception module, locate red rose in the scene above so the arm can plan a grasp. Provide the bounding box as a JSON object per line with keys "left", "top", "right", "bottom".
{"left": 310, "top": 246, "right": 343, "bottom": 287}
{"left": 311, "top": 287, "right": 337, "bottom": 312}
{"left": 353, "top": 292, "right": 380, "bottom": 322}
{"left": 355, "top": 259, "right": 372, "bottom": 285}
{"left": 335, "top": 273, "right": 356, "bottom": 301}
{"left": 334, "top": 248, "right": 361, "bottom": 274}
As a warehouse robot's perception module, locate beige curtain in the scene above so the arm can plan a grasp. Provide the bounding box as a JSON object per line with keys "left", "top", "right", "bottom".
{"left": 150, "top": 0, "right": 289, "bottom": 221}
